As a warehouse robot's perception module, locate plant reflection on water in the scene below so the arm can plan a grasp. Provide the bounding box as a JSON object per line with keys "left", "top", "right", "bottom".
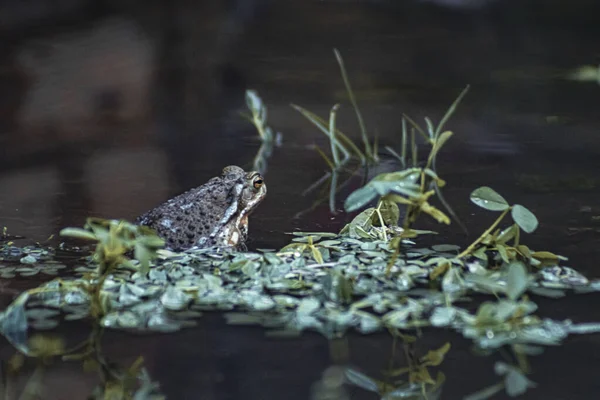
{"left": 2, "top": 52, "right": 600, "bottom": 400}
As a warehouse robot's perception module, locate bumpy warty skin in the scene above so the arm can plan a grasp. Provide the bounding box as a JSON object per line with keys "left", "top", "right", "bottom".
{"left": 136, "top": 166, "right": 265, "bottom": 252}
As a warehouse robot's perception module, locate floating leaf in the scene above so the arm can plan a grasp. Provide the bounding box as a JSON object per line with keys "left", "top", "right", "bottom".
{"left": 297, "top": 298, "right": 320, "bottom": 315}
{"left": 20, "top": 255, "right": 37, "bottom": 264}
{"left": 470, "top": 187, "right": 509, "bottom": 211}
{"left": 442, "top": 267, "right": 463, "bottom": 294}
{"left": 263, "top": 252, "right": 283, "bottom": 265}
{"left": 118, "top": 311, "right": 142, "bottom": 328}
{"left": 430, "top": 307, "right": 456, "bottom": 327}
{"left": 160, "top": 287, "right": 191, "bottom": 311}
{"left": 506, "top": 262, "right": 528, "bottom": 300}
{"left": 511, "top": 205, "right": 538, "bottom": 234}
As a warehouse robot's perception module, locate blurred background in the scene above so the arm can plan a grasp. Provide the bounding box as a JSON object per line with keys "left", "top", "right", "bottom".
{"left": 1, "top": 0, "right": 599, "bottom": 248}
{"left": 1, "top": 1, "right": 600, "bottom": 399}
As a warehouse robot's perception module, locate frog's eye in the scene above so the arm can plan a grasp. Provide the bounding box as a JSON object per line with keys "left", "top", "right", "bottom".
{"left": 253, "top": 177, "right": 264, "bottom": 189}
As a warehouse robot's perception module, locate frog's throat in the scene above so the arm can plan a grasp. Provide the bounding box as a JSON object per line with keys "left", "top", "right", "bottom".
{"left": 208, "top": 182, "right": 266, "bottom": 243}
{"left": 235, "top": 185, "right": 266, "bottom": 227}
{"left": 208, "top": 183, "right": 245, "bottom": 241}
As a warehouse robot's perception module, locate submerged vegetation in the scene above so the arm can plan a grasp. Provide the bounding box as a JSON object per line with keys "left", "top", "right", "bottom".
{"left": 1, "top": 53, "right": 600, "bottom": 399}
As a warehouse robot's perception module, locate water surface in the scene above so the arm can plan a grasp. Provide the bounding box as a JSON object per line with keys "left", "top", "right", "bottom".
{"left": 1, "top": 1, "right": 600, "bottom": 398}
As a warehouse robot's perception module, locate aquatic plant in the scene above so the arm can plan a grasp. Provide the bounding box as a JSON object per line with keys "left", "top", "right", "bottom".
{"left": 242, "top": 89, "right": 283, "bottom": 175}
{"left": 0, "top": 329, "right": 164, "bottom": 399}
{"left": 244, "top": 89, "right": 280, "bottom": 143}
{"left": 341, "top": 86, "right": 470, "bottom": 276}
{"left": 289, "top": 49, "right": 384, "bottom": 215}
{"left": 3, "top": 71, "right": 600, "bottom": 400}
{"left": 345, "top": 340, "right": 449, "bottom": 399}
{"left": 293, "top": 49, "right": 378, "bottom": 171}
{"left": 293, "top": 60, "right": 469, "bottom": 220}
{"left": 59, "top": 218, "right": 164, "bottom": 318}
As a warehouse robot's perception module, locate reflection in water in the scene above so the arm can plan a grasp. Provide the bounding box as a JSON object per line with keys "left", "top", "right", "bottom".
{"left": 2, "top": 194, "right": 600, "bottom": 399}
{"left": 244, "top": 89, "right": 283, "bottom": 175}
{"left": 1, "top": 328, "right": 164, "bottom": 399}
{"left": 344, "top": 334, "right": 447, "bottom": 400}
{"left": 1, "top": 1, "right": 600, "bottom": 399}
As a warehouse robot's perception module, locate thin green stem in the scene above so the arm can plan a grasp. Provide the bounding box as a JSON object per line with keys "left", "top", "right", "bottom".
{"left": 457, "top": 208, "right": 511, "bottom": 258}
{"left": 329, "top": 104, "right": 341, "bottom": 167}
{"left": 375, "top": 200, "right": 388, "bottom": 242}
{"left": 334, "top": 48, "right": 373, "bottom": 161}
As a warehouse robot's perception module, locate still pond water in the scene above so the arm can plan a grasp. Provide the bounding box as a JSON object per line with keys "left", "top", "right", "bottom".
{"left": 1, "top": 1, "right": 600, "bottom": 398}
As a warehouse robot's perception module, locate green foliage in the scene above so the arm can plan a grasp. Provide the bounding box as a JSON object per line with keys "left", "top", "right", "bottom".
{"left": 341, "top": 87, "right": 473, "bottom": 276}
{"left": 292, "top": 103, "right": 354, "bottom": 169}
{"left": 244, "top": 89, "right": 279, "bottom": 143}
{"left": 333, "top": 48, "right": 377, "bottom": 164}
{"left": 469, "top": 186, "right": 509, "bottom": 211}
{"left": 344, "top": 169, "right": 422, "bottom": 213}
{"left": 60, "top": 218, "right": 164, "bottom": 319}
{"left": 458, "top": 187, "right": 549, "bottom": 267}
{"left": 345, "top": 340, "right": 449, "bottom": 399}
{"left": 1, "top": 328, "right": 164, "bottom": 399}
{"left": 293, "top": 49, "right": 379, "bottom": 169}
{"left": 0, "top": 61, "right": 598, "bottom": 400}
{"left": 506, "top": 262, "right": 529, "bottom": 301}
{"left": 280, "top": 234, "right": 340, "bottom": 264}
{"left": 243, "top": 89, "right": 282, "bottom": 175}
{"left": 511, "top": 205, "right": 539, "bottom": 234}
{"left": 61, "top": 218, "right": 164, "bottom": 276}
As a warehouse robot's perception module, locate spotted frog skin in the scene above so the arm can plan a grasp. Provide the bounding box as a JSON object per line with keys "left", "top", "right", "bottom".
{"left": 136, "top": 166, "right": 266, "bottom": 251}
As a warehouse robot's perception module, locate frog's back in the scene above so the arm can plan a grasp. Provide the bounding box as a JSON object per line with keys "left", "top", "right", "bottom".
{"left": 136, "top": 178, "right": 231, "bottom": 251}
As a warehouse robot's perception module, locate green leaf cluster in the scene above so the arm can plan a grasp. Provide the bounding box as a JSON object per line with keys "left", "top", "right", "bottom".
{"left": 61, "top": 218, "right": 164, "bottom": 276}
{"left": 460, "top": 187, "right": 566, "bottom": 268}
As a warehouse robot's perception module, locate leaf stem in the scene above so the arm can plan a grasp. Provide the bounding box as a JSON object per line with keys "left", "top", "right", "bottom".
{"left": 457, "top": 208, "right": 511, "bottom": 259}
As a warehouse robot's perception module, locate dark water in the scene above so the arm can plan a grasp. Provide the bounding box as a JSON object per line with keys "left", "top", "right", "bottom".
{"left": 1, "top": 0, "right": 600, "bottom": 398}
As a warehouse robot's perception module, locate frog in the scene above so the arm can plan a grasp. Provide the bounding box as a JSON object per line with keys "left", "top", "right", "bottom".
{"left": 136, "top": 165, "right": 266, "bottom": 252}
